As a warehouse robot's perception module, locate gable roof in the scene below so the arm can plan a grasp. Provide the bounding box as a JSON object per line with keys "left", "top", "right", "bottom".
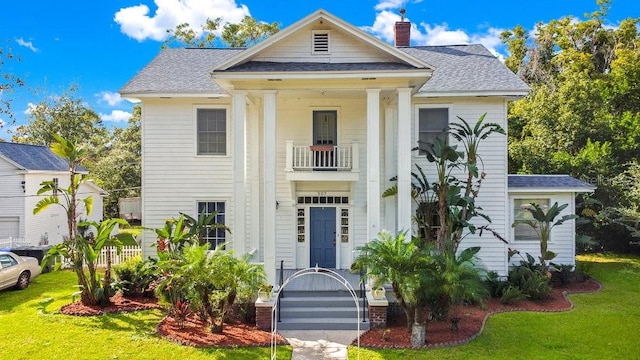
{"left": 120, "top": 10, "right": 527, "bottom": 98}
{"left": 213, "top": 9, "right": 432, "bottom": 72}
{"left": 0, "top": 142, "right": 87, "bottom": 173}
{"left": 402, "top": 45, "right": 529, "bottom": 96}
{"left": 508, "top": 175, "right": 596, "bottom": 193}
{"left": 120, "top": 48, "right": 243, "bottom": 97}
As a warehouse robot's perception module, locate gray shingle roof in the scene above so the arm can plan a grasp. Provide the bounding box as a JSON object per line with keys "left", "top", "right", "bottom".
{"left": 401, "top": 44, "right": 529, "bottom": 94}
{"left": 0, "top": 142, "right": 85, "bottom": 172}
{"left": 120, "top": 48, "right": 244, "bottom": 95}
{"left": 223, "top": 61, "right": 417, "bottom": 72}
{"left": 120, "top": 44, "right": 528, "bottom": 95}
{"left": 508, "top": 175, "right": 596, "bottom": 191}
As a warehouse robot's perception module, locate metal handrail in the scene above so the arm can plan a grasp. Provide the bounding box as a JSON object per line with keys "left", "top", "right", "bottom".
{"left": 360, "top": 266, "right": 367, "bottom": 323}
{"left": 277, "top": 260, "right": 284, "bottom": 322}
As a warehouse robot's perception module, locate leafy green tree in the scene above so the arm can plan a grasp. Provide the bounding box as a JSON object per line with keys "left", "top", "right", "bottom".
{"left": 0, "top": 40, "right": 25, "bottom": 125}
{"left": 503, "top": 0, "right": 640, "bottom": 251}
{"left": 222, "top": 16, "right": 279, "bottom": 47}
{"left": 12, "top": 86, "right": 108, "bottom": 150}
{"left": 90, "top": 106, "right": 141, "bottom": 218}
{"left": 163, "top": 16, "right": 279, "bottom": 48}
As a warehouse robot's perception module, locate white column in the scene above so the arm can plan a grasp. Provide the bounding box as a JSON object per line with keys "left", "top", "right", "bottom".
{"left": 263, "top": 91, "right": 277, "bottom": 285}
{"left": 249, "top": 103, "right": 261, "bottom": 259}
{"left": 367, "top": 89, "right": 381, "bottom": 243}
{"left": 397, "top": 88, "right": 412, "bottom": 237}
{"left": 384, "top": 105, "right": 397, "bottom": 233}
{"left": 232, "top": 91, "right": 247, "bottom": 256}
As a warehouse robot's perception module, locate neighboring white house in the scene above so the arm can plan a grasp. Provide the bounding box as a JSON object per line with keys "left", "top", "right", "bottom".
{"left": 120, "top": 9, "right": 594, "bottom": 283}
{"left": 0, "top": 142, "right": 106, "bottom": 246}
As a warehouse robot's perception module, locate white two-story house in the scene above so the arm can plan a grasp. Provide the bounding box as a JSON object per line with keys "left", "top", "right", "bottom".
{"left": 120, "top": 9, "right": 594, "bottom": 284}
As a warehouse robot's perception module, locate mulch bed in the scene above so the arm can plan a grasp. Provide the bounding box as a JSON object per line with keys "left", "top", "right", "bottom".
{"left": 357, "top": 279, "right": 601, "bottom": 349}
{"left": 60, "top": 292, "right": 286, "bottom": 348}
{"left": 60, "top": 293, "right": 163, "bottom": 316}
{"left": 157, "top": 315, "right": 287, "bottom": 348}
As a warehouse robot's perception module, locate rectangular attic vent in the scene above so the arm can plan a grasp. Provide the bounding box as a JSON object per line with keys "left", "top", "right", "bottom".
{"left": 312, "top": 31, "right": 330, "bottom": 54}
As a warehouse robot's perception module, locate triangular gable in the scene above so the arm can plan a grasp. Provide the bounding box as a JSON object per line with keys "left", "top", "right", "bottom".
{"left": 214, "top": 9, "right": 433, "bottom": 71}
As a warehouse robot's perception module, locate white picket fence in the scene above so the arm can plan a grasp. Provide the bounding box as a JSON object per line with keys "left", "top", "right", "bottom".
{"left": 0, "top": 237, "right": 31, "bottom": 248}
{"left": 95, "top": 246, "right": 142, "bottom": 268}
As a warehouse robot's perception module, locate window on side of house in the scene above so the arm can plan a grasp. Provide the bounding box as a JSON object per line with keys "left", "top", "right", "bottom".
{"left": 513, "top": 198, "right": 550, "bottom": 241}
{"left": 197, "top": 201, "right": 226, "bottom": 250}
{"left": 197, "top": 108, "right": 227, "bottom": 155}
{"left": 418, "top": 108, "right": 449, "bottom": 154}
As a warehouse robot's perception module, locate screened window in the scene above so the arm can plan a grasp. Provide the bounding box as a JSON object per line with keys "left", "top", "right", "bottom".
{"left": 418, "top": 108, "right": 448, "bottom": 154}
{"left": 513, "top": 199, "right": 550, "bottom": 241}
{"left": 197, "top": 201, "right": 226, "bottom": 249}
{"left": 197, "top": 109, "right": 227, "bottom": 155}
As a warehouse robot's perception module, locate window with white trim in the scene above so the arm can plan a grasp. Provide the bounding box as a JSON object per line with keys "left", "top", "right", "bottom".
{"left": 513, "top": 198, "right": 550, "bottom": 241}
{"left": 197, "top": 201, "right": 226, "bottom": 249}
{"left": 197, "top": 108, "right": 227, "bottom": 155}
{"left": 418, "top": 108, "right": 448, "bottom": 154}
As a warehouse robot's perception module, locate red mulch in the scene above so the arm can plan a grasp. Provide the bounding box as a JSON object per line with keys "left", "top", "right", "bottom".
{"left": 358, "top": 279, "right": 601, "bottom": 349}
{"left": 60, "top": 292, "right": 163, "bottom": 316}
{"left": 60, "top": 292, "right": 285, "bottom": 348}
{"left": 157, "top": 315, "right": 287, "bottom": 348}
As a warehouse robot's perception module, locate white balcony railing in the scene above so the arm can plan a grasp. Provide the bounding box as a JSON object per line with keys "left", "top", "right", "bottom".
{"left": 285, "top": 141, "right": 359, "bottom": 172}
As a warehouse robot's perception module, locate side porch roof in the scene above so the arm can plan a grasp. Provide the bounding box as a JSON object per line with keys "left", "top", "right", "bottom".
{"left": 508, "top": 175, "right": 596, "bottom": 193}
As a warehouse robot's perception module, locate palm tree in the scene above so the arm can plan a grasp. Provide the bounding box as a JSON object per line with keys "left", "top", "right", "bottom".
{"left": 352, "top": 231, "right": 432, "bottom": 346}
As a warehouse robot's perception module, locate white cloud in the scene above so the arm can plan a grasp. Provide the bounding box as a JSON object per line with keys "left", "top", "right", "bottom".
{"left": 15, "top": 37, "right": 37, "bottom": 52}
{"left": 97, "top": 91, "right": 123, "bottom": 106}
{"left": 23, "top": 103, "right": 37, "bottom": 115}
{"left": 114, "top": 0, "right": 250, "bottom": 42}
{"left": 100, "top": 110, "right": 132, "bottom": 123}
{"left": 365, "top": 3, "right": 506, "bottom": 60}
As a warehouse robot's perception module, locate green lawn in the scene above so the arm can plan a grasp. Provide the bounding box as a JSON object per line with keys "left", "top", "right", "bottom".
{"left": 2, "top": 254, "right": 638, "bottom": 360}
{"left": 350, "top": 254, "right": 640, "bottom": 359}
{"left": 0, "top": 271, "right": 291, "bottom": 360}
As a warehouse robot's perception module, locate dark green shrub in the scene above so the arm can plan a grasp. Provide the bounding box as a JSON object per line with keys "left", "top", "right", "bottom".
{"left": 508, "top": 265, "right": 552, "bottom": 300}
{"left": 500, "top": 285, "right": 527, "bottom": 304}
{"left": 114, "top": 256, "right": 159, "bottom": 297}
{"left": 551, "top": 263, "right": 575, "bottom": 285}
{"left": 485, "top": 271, "right": 509, "bottom": 298}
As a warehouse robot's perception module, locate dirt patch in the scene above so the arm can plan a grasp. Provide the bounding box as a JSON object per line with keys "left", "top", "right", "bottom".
{"left": 358, "top": 279, "right": 601, "bottom": 349}
{"left": 157, "top": 315, "right": 287, "bottom": 348}
{"left": 60, "top": 293, "right": 162, "bottom": 316}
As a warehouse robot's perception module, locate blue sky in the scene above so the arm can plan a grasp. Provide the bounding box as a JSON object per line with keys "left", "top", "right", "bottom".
{"left": 1, "top": 0, "right": 637, "bottom": 141}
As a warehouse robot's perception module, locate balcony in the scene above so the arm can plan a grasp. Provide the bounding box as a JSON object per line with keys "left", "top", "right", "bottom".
{"left": 285, "top": 140, "right": 360, "bottom": 182}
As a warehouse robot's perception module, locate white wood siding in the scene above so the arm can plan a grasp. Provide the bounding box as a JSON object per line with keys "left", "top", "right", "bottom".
{"left": 140, "top": 98, "right": 239, "bottom": 258}
{"left": 410, "top": 97, "right": 510, "bottom": 275}
{"left": 0, "top": 159, "right": 24, "bottom": 238}
{"left": 508, "top": 192, "right": 576, "bottom": 267}
{"left": 256, "top": 26, "right": 397, "bottom": 63}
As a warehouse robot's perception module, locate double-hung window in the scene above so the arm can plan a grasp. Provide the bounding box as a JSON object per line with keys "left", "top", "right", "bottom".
{"left": 197, "top": 108, "right": 227, "bottom": 155}
{"left": 513, "top": 198, "right": 550, "bottom": 241}
{"left": 418, "top": 108, "right": 448, "bottom": 154}
{"left": 197, "top": 201, "right": 226, "bottom": 250}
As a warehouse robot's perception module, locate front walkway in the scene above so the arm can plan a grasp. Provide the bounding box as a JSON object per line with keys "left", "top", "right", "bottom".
{"left": 279, "top": 330, "right": 364, "bottom": 360}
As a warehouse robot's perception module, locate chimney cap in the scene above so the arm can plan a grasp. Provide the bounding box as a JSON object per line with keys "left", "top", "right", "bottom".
{"left": 400, "top": 8, "right": 406, "bottom": 21}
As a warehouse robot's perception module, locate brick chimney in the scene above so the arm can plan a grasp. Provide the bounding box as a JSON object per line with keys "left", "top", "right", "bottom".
{"left": 394, "top": 8, "right": 410, "bottom": 47}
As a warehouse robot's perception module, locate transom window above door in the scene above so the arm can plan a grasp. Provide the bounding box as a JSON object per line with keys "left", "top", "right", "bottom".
{"left": 313, "top": 110, "right": 337, "bottom": 145}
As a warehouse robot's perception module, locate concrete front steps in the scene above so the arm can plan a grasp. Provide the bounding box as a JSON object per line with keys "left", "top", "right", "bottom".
{"left": 275, "top": 290, "right": 370, "bottom": 331}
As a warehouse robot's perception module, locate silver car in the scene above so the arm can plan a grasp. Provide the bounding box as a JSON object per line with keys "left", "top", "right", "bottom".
{"left": 0, "top": 251, "right": 41, "bottom": 291}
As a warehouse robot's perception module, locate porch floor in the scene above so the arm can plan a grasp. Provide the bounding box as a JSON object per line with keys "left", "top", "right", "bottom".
{"left": 278, "top": 268, "right": 362, "bottom": 292}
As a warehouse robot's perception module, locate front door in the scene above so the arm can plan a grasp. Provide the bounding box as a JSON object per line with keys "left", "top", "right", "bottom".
{"left": 310, "top": 207, "right": 336, "bottom": 268}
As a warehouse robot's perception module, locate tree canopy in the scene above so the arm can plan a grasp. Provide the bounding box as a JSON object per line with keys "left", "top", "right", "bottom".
{"left": 163, "top": 15, "right": 279, "bottom": 48}
{"left": 503, "top": 0, "right": 640, "bottom": 252}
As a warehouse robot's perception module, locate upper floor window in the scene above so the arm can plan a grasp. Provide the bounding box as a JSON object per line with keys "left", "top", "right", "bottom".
{"left": 197, "top": 108, "right": 227, "bottom": 155}
{"left": 197, "top": 201, "right": 226, "bottom": 250}
{"left": 418, "top": 108, "right": 448, "bottom": 154}
{"left": 513, "top": 198, "right": 550, "bottom": 241}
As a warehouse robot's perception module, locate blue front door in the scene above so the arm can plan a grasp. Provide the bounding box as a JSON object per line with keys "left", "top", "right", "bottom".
{"left": 310, "top": 207, "right": 336, "bottom": 268}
